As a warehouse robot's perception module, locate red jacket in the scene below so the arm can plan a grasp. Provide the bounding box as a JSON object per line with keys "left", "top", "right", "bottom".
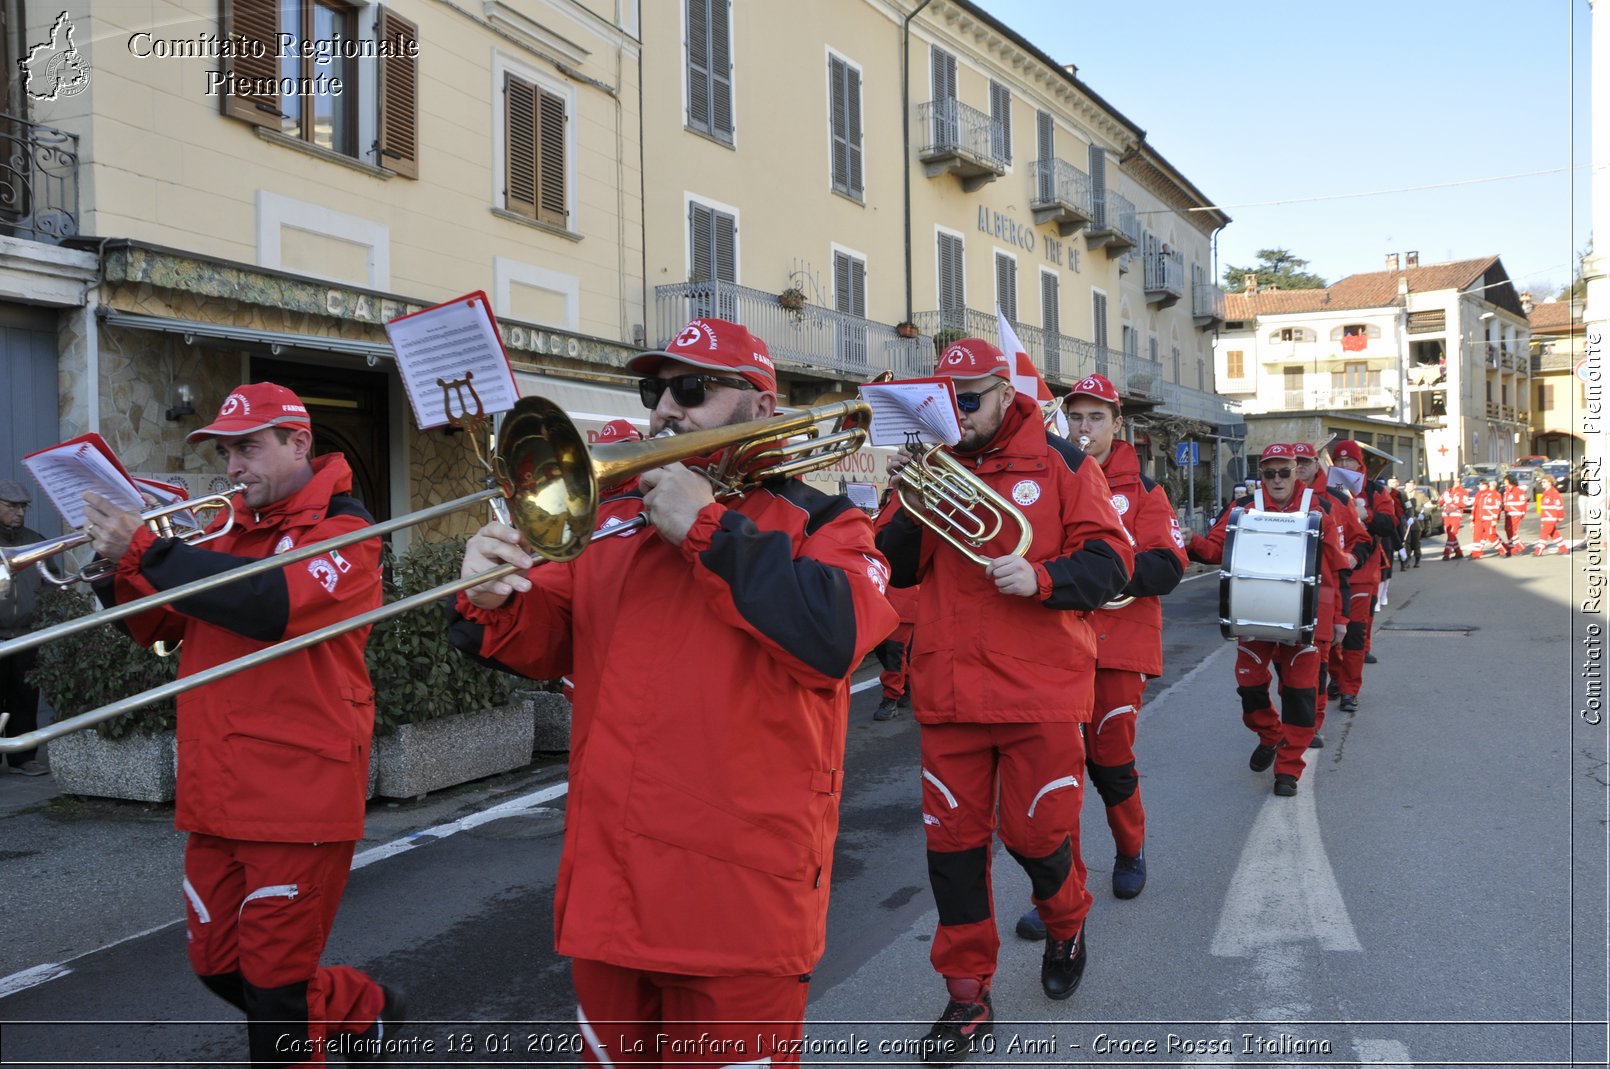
{"left": 1473, "top": 488, "right": 1503, "bottom": 527}
{"left": 1441, "top": 486, "right": 1471, "bottom": 517}
{"left": 1502, "top": 485, "right": 1530, "bottom": 519}
{"left": 876, "top": 394, "right": 1135, "bottom": 724}
{"left": 1539, "top": 487, "right": 1566, "bottom": 523}
{"left": 103, "top": 455, "right": 381, "bottom": 842}
{"left": 1089, "top": 440, "right": 1185, "bottom": 676}
{"left": 451, "top": 479, "right": 897, "bottom": 977}
{"left": 1188, "top": 480, "right": 1350, "bottom": 636}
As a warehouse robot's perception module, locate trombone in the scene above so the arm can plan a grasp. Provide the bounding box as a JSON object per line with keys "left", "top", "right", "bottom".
{"left": 0, "top": 394, "right": 872, "bottom": 753}
{"left": 0, "top": 487, "right": 244, "bottom": 598}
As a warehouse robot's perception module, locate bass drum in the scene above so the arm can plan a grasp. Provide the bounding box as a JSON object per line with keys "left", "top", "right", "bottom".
{"left": 1218, "top": 505, "right": 1321, "bottom": 644}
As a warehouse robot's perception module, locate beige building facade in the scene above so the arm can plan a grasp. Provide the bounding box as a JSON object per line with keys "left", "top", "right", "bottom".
{"left": 1, "top": 0, "right": 644, "bottom": 542}
{"left": 1527, "top": 298, "right": 1586, "bottom": 461}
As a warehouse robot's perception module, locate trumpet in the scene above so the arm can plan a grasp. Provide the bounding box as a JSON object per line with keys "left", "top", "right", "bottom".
{"left": 0, "top": 487, "right": 244, "bottom": 599}
{"left": 0, "top": 396, "right": 873, "bottom": 753}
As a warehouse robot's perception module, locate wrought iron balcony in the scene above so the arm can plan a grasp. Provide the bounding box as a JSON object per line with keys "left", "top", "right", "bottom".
{"left": 912, "top": 307, "right": 1130, "bottom": 390}
{"left": 1087, "top": 188, "right": 1137, "bottom": 256}
{"left": 0, "top": 114, "right": 79, "bottom": 244}
{"left": 1123, "top": 351, "right": 1164, "bottom": 400}
{"left": 918, "top": 98, "right": 1006, "bottom": 191}
{"left": 1143, "top": 246, "right": 1185, "bottom": 309}
{"left": 1308, "top": 388, "right": 1396, "bottom": 411}
{"left": 653, "top": 282, "right": 932, "bottom": 380}
{"left": 1191, "top": 279, "right": 1226, "bottom": 328}
{"left": 1156, "top": 381, "right": 1237, "bottom": 425}
{"left": 1029, "top": 158, "right": 1093, "bottom": 236}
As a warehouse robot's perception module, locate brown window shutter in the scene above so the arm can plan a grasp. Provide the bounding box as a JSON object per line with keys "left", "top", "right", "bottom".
{"left": 220, "top": 0, "right": 281, "bottom": 128}
{"left": 377, "top": 8, "right": 419, "bottom": 178}
{"left": 536, "top": 89, "right": 566, "bottom": 227}
{"left": 505, "top": 75, "right": 537, "bottom": 218}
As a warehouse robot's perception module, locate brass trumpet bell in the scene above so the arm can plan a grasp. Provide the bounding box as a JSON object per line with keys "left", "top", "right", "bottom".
{"left": 495, "top": 397, "right": 598, "bottom": 562}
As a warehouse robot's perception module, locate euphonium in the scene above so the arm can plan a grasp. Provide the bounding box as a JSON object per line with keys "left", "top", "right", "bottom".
{"left": 891, "top": 445, "right": 1032, "bottom": 568}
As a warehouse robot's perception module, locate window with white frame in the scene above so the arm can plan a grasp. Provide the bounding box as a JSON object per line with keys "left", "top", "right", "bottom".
{"left": 686, "top": 0, "right": 733, "bottom": 143}
{"left": 828, "top": 53, "right": 863, "bottom": 199}
{"left": 834, "top": 249, "right": 868, "bottom": 366}
{"left": 937, "top": 230, "right": 965, "bottom": 328}
{"left": 995, "top": 252, "right": 1017, "bottom": 323}
{"left": 689, "top": 200, "right": 736, "bottom": 318}
{"left": 1040, "top": 271, "right": 1059, "bottom": 336}
{"left": 503, "top": 72, "right": 569, "bottom": 228}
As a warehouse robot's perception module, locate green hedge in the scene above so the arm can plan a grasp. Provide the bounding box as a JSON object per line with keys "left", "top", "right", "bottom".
{"left": 25, "top": 538, "right": 521, "bottom": 740}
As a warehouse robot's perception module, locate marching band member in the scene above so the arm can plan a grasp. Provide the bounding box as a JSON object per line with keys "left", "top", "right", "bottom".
{"left": 876, "top": 339, "right": 1132, "bottom": 1063}
{"left": 81, "top": 383, "right": 398, "bottom": 1068}
{"left": 1016, "top": 373, "right": 1183, "bottom": 931}
{"left": 1470, "top": 479, "right": 1504, "bottom": 559}
{"left": 1535, "top": 475, "right": 1569, "bottom": 554}
{"left": 1439, "top": 480, "right": 1470, "bottom": 559}
{"left": 1293, "top": 443, "right": 1368, "bottom": 742}
{"left": 1325, "top": 441, "right": 1396, "bottom": 713}
{"left": 1501, "top": 473, "right": 1531, "bottom": 556}
{"left": 448, "top": 318, "right": 897, "bottom": 1066}
{"left": 1184, "top": 444, "right": 1349, "bottom": 796}
{"left": 873, "top": 494, "right": 919, "bottom": 720}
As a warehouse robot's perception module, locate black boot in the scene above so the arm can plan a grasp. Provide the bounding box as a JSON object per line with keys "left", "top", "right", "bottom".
{"left": 1041, "top": 923, "right": 1088, "bottom": 1000}
{"left": 920, "top": 978, "right": 993, "bottom": 1064}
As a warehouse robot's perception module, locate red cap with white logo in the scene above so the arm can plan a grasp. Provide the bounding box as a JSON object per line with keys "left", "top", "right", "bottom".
{"left": 1293, "top": 442, "right": 1318, "bottom": 460}
{"left": 933, "top": 338, "right": 1010, "bottom": 380}
{"left": 1260, "top": 443, "right": 1297, "bottom": 462}
{"left": 186, "top": 383, "right": 312, "bottom": 443}
{"left": 627, "top": 318, "right": 778, "bottom": 393}
{"left": 1067, "top": 373, "right": 1121, "bottom": 408}
{"left": 595, "top": 419, "right": 644, "bottom": 444}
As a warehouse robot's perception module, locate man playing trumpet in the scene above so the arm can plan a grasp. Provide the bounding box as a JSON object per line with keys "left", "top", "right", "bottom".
{"left": 449, "top": 318, "right": 897, "bottom": 1066}
{"left": 875, "top": 340, "right": 1133, "bottom": 1064}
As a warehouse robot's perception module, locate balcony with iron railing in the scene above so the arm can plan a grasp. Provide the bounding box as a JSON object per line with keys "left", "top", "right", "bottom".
{"left": 1156, "top": 381, "right": 1239, "bottom": 425}
{"left": 1087, "top": 188, "right": 1137, "bottom": 256}
{"left": 918, "top": 98, "right": 1006, "bottom": 192}
{"left": 1191, "top": 280, "right": 1227, "bottom": 329}
{"left": 910, "top": 307, "right": 1130, "bottom": 391}
{"left": 0, "top": 114, "right": 79, "bottom": 245}
{"left": 1307, "top": 388, "right": 1397, "bottom": 411}
{"left": 653, "top": 282, "right": 933, "bottom": 380}
{"left": 1029, "top": 158, "right": 1093, "bottom": 236}
{"left": 1143, "top": 246, "right": 1185, "bottom": 309}
{"left": 1123, "top": 350, "right": 1164, "bottom": 400}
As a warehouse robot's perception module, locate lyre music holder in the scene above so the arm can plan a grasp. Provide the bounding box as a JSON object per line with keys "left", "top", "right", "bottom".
{"left": 439, "top": 372, "right": 512, "bottom": 525}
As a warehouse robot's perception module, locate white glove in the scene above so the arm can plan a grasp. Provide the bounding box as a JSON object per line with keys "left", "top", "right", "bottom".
{"left": 1398, "top": 547, "right": 1408, "bottom": 562}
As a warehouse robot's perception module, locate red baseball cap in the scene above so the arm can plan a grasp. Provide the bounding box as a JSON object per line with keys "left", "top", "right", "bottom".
{"left": 1293, "top": 442, "right": 1318, "bottom": 460}
{"left": 1330, "top": 440, "right": 1366, "bottom": 468}
{"left": 595, "top": 419, "right": 644, "bottom": 444}
{"left": 1066, "top": 373, "right": 1121, "bottom": 408}
{"left": 186, "top": 383, "right": 312, "bottom": 443}
{"left": 1260, "top": 443, "right": 1297, "bottom": 462}
{"left": 933, "top": 338, "right": 1010, "bottom": 380}
{"left": 627, "top": 318, "right": 777, "bottom": 393}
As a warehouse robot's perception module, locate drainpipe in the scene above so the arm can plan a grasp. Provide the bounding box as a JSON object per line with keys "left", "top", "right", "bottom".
{"left": 902, "top": 0, "right": 935, "bottom": 322}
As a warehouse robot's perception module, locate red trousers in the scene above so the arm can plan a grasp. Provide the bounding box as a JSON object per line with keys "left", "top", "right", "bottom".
{"left": 183, "top": 834, "right": 383, "bottom": 1068}
{"left": 1329, "top": 584, "right": 1376, "bottom": 697}
{"left": 878, "top": 622, "right": 914, "bottom": 700}
{"left": 1443, "top": 515, "right": 1463, "bottom": 556}
{"left": 572, "top": 959, "right": 810, "bottom": 1067}
{"left": 1085, "top": 669, "right": 1147, "bottom": 857}
{"left": 1234, "top": 640, "right": 1321, "bottom": 780}
{"left": 920, "top": 721, "right": 1090, "bottom": 983}
{"left": 1503, "top": 514, "right": 1524, "bottom": 550}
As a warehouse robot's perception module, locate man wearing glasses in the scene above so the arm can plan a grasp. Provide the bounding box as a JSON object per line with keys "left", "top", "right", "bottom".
{"left": 1184, "top": 445, "right": 1350, "bottom": 796}
{"left": 0, "top": 479, "right": 49, "bottom": 775}
{"left": 876, "top": 340, "right": 1133, "bottom": 1063}
{"left": 451, "top": 318, "right": 898, "bottom": 1066}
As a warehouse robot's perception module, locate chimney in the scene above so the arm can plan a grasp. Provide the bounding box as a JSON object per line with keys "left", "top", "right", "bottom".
{"left": 1405, "top": 250, "right": 1419, "bottom": 268}
{"left": 1386, "top": 253, "right": 1400, "bottom": 272}
{"left": 1243, "top": 273, "right": 1258, "bottom": 295}
{"left": 1521, "top": 292, "right": 1534, "bottom": 315}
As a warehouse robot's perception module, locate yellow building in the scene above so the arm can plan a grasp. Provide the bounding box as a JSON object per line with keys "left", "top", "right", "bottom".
{"left": 0, "top": 0, "right": 643, "bottom": 541}
{"left": 638, "top": 0, "right": 1236, "bottom": 492}
{"left": 1527, "top": 297, "right": 1585, "bottom": 461}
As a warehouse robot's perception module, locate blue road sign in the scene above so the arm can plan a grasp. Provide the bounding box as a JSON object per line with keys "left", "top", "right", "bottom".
{"left": 1175, "top": 441, "right": 1198, "bottom": 466}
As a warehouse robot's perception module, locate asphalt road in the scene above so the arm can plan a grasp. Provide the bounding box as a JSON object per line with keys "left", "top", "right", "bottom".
{"left": 1, "top": 510, "right": 1603, "bottom": 1068}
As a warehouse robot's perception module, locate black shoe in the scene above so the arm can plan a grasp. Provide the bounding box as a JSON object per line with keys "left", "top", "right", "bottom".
{"left": 1112, "top": 851, "right": 1146, "bottom": 899}
{"left": 1364, "top": 652, "right": 1378, "bottom": 664}
{"left": 874, "top": 698, "right": 900, "bottom": 721}
{"left": 920, "top": 981, "right": 992, "bottom": 1064}
{"left": 1273, "top": 774, "right": 1298, "bottom": 797}
{"left": 1041, "top": 925, "right": 1088, "bottom": 1000}
{"left": 1326, "top": 680, "right": 1340, "bottom": 700}
{"left": 1339, "top": 694, "right": 1358, "bottom": 712}
{"left": 1249, "top": 741, "right": 1280, "bottom": 773}
{"left": 347, "top": 985, "right": 408, "bottom": 1062}
{"left": 1308, "top": 734, "right": 1324, "bottom": 749}
{"left": 1014, "top": 906, "right": 1046, "bottom": 940}
{"left": 898, "top": 692, "right": 912, "bottom": 708}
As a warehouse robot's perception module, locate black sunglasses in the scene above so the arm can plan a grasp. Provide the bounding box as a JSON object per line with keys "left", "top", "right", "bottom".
{"left": 638, "top": 374, "right": 757, "bottom": 410}
{"left": 1259, "top": 467, "right": 1293, "bottom": 479}
{"left": 955, "top": 379, "right": 1006, "bottom": 414}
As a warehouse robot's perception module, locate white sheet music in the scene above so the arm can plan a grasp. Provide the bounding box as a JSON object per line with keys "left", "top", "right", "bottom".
{"left": 23, "top": 439, "right": 144, "bottom": 529}
{"left": 384, "top": 292, "right": 520, "bottom": 429}
{"left": 858, "top": 379, "right": 963, "bottom": 448}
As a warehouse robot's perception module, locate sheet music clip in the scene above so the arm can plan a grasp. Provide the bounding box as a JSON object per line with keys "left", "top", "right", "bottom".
{"left": 439, "top": 373, "right": 512, "bottom": 525}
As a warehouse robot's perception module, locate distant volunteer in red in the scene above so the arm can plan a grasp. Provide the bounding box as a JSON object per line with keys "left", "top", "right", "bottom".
{"left": 1439, "top": 481, "right": 1470, "bottom": 559}
{"left": 81, "top": 383, "right": 397, "bottom": 1067}
{"left": 1184, "top": 444, "right": 1350, "bottom": 796}
{"left": 1470, "top": 479, "right": 1503, "bottom": 559}
{"left": 1535, "top": 475, "right": 1568, "bottom": 554}
{"left": 1501, "top": 474, "right": 1530, "bottom": 556}
{"left": 448, "top": 318, "right": 897, "bottom": 1066}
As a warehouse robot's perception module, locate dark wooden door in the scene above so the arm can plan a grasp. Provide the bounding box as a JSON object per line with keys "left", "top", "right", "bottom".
{"left": 252, "top": 358, "right": 390, "bottom": 521}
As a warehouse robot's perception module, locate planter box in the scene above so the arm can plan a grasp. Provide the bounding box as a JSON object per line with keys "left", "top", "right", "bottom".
{"left": 49, "top": 729, "right": 177, "bottom": 803}
{"left": 530, "top": 691, "right": 572, "bottom": 754}
{"left": 373, "top": 703, "right": 535, "bottom": 800}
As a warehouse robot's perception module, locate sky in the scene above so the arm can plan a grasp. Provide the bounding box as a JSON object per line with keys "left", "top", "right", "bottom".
{"left": 974, "top": 0, "right": 1592, "bottom": 299}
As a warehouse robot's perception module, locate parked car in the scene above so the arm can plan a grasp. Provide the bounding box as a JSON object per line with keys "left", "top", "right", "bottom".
{"left": 1405, "top": 485, "right": 1443, "bottom": 536}
{"left": 1508, "top": 466, "right": 1539, "bottom": 493}
{"left": 1541, "top": 460, "right": 1574, "bottom": 492}
{"left": 1514, "top": 454, "right": 1550, "bottom": 468}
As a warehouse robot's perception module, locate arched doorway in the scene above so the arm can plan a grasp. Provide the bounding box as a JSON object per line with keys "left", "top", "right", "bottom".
{"left": 251, "top": 358, "right": 391, "bottom": 520}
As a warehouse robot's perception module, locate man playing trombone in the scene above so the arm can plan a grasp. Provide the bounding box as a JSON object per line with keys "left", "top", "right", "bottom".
{"left": 874, "top": 340, "right": 1133, "bottom": 1064}
{"left": 81, "top": 383, "right": 400, "bottom": 1067}
{"left": 449, "top": 318, "right": 898, "bottom": 1066}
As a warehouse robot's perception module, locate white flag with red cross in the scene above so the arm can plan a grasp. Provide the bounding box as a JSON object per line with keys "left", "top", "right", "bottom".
{"left": 997, "top": 306, "right": 1068, "bottom": 437}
